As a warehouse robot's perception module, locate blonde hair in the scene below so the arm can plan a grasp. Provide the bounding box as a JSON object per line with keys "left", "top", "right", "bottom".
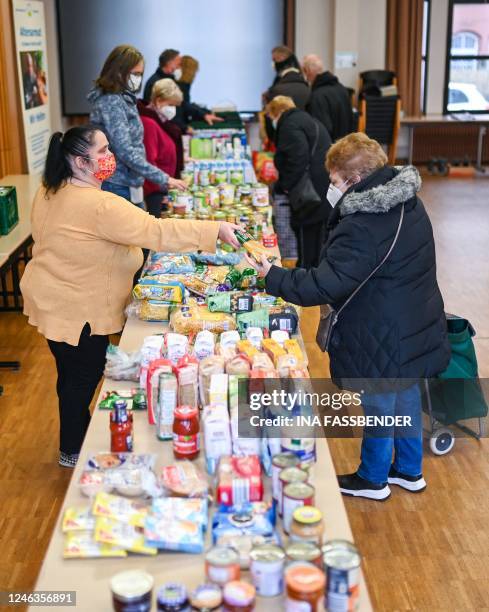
{"left": 266, "top": 95, "right": 296, "bottom": 117}
{"left": 326, "top": 133, "right": 388, "bottom": 178}
{"left": 151, "top": 78, "right": 183, "bottom": 104}
{"left": 180, "top": 55, "right": 199, "bottom": 84}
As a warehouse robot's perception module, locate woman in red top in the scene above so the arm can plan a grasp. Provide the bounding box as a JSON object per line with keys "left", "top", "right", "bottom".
{"left": 140, "top": 78, "right": 182, "bottom": 217}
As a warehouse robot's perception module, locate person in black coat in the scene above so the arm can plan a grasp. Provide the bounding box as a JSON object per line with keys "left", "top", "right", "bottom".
{"left": 265, "top": 46, "right": 310, "bottom": 109}
{"left": 302, "top": 54, "right": 353, "bottom": 141}
{"left": 246, "top": 133, "right": 450, "bottom": 502}
{"left": 267, "top": 96, "right": 332, "bottom": 268}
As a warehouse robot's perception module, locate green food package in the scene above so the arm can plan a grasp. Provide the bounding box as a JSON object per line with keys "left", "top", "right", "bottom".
{"left": 226, "top": 268, "right": 242, "bottom": 289}
{"left": 207, "top": 292, "right": 254, "bottom": 313}
{"left": 236, "top": 307, "right": 270, "bottom": 332}
{"left": 207, "top": 292, "right": 232, "bottom": 313}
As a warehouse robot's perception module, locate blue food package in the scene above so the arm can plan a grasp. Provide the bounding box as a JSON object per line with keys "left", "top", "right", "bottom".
{"left": 191, "top": 249, "right": 241, "bottom": 266}
{"left": 211, "top": 502, "right": 276, "bottom": 545}
{"left": 150, "top": 497, "right": 208, "bottom": 531}
{"left": 144, "top": 514, "right": 205, "bottom": 553}
{"left": 133, "top": 279, "right": 185, "bottom": 302}
{"left": 145, "top": 253, "right": 195, "bottom": 275}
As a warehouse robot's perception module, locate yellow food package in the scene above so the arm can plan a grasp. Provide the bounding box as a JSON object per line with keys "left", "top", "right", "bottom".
{"left": 170, "top": 306, "right": 236, "bottom": 335}
{"left": 140, "top": 300, "right": 171, "bottom": 322}
{"left": 284, "top": 339, "right": 305, "bottom": 364}
{"left": 63, "top": 530, "right": 127, "bottom": 559}
{"left": 62, "top": 506, "right": 96, "bottom": 532}
{"left": 236, "top": 339, "right": 260, "bottom": 360}
{"left": 94, "top": 517, "right": 157, "bottom": 556}
{"left": 92, "top": 492, "right": 148, "bottom": 528}
{"left": 262, "top": 338, "right": 287, "bottom": 366}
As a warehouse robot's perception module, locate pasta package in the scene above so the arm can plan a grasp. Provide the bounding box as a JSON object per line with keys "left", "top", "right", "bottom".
{"left": 133, "top": 280, "right": 185, "bottom": 303}
{"left": 170, "top": 305, "right": 236, "bottom": 335}
{"left": 94, "top": 517, "right": 157, "bottom": 556}
{"left": 140, "top": 300, "right": 171, "bottom": 322}
{"left": 63, "top": 530, "right": 127, "bottom": 559}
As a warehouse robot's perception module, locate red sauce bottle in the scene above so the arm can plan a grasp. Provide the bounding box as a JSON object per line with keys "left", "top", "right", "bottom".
{"left": 173, "top": 405, "right": 200, "bottom": 460}
{"left": 110, "top": 400, "right": 133, "bottom": 452}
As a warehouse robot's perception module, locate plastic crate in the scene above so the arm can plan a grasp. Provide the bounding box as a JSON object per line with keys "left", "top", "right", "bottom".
{"left": 0, "top": 186, "right": 19, "bottom": 235}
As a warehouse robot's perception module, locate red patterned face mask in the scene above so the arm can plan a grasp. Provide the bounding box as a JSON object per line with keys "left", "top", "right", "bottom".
{"left": 87, "top": 153, "right": 116, "bottom": 181}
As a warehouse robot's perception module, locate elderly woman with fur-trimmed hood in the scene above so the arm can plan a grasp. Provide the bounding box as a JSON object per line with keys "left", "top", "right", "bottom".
{"left": 246, "top": 132, "right": 450, "bottom": 502}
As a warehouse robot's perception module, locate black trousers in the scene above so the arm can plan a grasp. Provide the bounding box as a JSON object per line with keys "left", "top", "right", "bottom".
{"left": 294, "top": 222, "right": 327, "bottom": 269}
{"left": 47, "top": 323, "right": 108, "bottom": 454}
{"left": 145, "top": 191, "right": 169, "bottom": 218}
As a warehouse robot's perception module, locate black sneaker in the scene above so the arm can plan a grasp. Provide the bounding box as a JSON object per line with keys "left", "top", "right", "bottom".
{"left": 388, "top": 467, "right": 426, "bottom": 492}
{"left": 59, "top": 452, "right": 79, "bottom": 468}
{"left": 337, "top": 473, "right": 391, "bottom": 501}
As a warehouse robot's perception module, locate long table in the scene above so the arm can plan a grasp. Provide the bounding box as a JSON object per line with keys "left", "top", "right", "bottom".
{"left": 33, "top": 310, "right": 372, "bottom": 611}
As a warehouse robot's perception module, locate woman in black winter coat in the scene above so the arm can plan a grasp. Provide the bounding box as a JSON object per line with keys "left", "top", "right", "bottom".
{"left": 246, "top": 133, "right": 451, "bottom": 502}
{"left": 267, "top": 96, "right": 332, "bottom": 269}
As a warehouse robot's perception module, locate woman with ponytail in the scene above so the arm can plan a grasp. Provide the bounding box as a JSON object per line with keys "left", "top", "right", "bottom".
{"left": 20, "top": 126, "right": 240, "bottom": 468}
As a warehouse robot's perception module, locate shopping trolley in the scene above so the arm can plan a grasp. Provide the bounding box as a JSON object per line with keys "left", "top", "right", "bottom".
{"left": 423, "top": 314, "right": 488, "bottom": 455}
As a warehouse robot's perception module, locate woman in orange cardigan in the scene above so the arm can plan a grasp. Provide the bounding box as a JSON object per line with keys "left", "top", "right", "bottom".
{"left": 21, "top": 125, "right": 240, "bottom": 467}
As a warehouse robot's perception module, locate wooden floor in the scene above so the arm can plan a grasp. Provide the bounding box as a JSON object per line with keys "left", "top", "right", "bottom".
{"left": 1, "top": 174, "right": 489, "bottom": 611}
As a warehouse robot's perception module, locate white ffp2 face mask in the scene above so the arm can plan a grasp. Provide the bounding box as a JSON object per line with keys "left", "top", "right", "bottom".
{"left": 157, "top": 105, "right": 177, "bottom": 121}
{"left": 127, "top": 73, "right": 142, "bottom": 92}
{"left": 327, "top": 179, "right": 350, "bottom": 207}
{"left": 173, "top": 68, "right": 182, "bottom": 81}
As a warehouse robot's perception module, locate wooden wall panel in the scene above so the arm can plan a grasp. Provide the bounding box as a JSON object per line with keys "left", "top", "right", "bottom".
{"left": 0, "top": 0, "right": 27, "bottom": 177}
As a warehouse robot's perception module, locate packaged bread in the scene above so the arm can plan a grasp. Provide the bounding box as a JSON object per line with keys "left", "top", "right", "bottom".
{"left": 194, "top": 330, "right": 215, "bottom": 360}
{"left": 170, "top": 305, "right": 236, "bottom": 335}
{"left": 199, "top": 355, "right": 225, "bottom": 407}
{"left": 160, "top": 461, "right": 209, "bottom": 498}
{"left": 252, "top": 353, "right": 275, "bottom": 372}
{"left": 226, "top": 354, "right": 251, "bottom": 377}
{"left": 277, "top": 354, "right": 300, "bottom": 378}
{"left": 140, "top": 300, "right": 171, "bottom": 322}
{"left": 236, "top": 339, "right": 260, "bottom": 360}
{"left": 175, "top": 355, "right": 199, "bottom": 408}
{"left": 284, "top": 338, "right": 305, "bottom": 364}
{"left": 262, "top": 338, "right": 287, "bottom": 366}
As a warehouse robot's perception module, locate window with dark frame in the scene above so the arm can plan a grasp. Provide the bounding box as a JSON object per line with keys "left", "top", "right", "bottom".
{"left": 421, "top": 0, "right": 431, "bottom": 114}
{"left": 444, "top": 0, "right": 489, "bottom": 114}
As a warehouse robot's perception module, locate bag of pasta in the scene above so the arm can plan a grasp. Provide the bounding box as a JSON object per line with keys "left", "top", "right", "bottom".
{"left": 170, "top": 305, "right": 236, "bottom": 335}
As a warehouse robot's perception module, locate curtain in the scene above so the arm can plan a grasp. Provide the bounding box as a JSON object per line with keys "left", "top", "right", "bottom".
{"left": 386, "top": 0, "right": 424, "bottom": 117}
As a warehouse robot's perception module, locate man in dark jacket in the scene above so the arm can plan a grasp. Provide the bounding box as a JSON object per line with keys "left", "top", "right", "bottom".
{"left": 265, "top": 47, "right": 310, "bottom": 110}
{"left": 143, "top": 49, "right": 221, "bottom": 130}
{"left": 267, "top": 96, "right": 332, "bottom": 268}
{"left": 303, "top": 54, "right": 353, "bottom": 141}
{"left": 246, "top": 133, "right": 450, "bottom": 501}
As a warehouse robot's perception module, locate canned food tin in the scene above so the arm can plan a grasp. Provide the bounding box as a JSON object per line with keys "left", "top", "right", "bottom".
{"left": 286, "top": 542, "right": 322, "bottom": 567}
{"left": 212, "top": 210, "right": 226, "bottom": 222}
{"left": 250, "top": 544, "right": 285, "bottom": 597}
{"left": 283, "top": 481, "right": 315, "bottom": 534}
{"left": 219, "top": 183, "right": 236, "bottom": 205}
{"left": 252, "top": 184, "right": 269, "bottom": 207}
{"left": 290, "top": 506, "right": 324, "bottom": 546}
{"left": 206, "top": 187, "right": 220, "bottom": 208}
{"left": 322, "top": 540, "right": 361, "bottom": 612}
{"left": 205, "top": 546, "right": 241, "bottom": 587}
{"left": 272, "top": 452, "right": 299, "bottom": 502}
{"left": 278, "top": 466, "right": 308, "bottom": 517}
{"left": 193, "top": 191, "right": 206, "bottom": 211}
{"left": 176, "top": 193, "right": 193, "bottom": 214}
{"left": 281, "top": 437, "right": 316, "bottom": 466}
{"left": 285, "top": 563, "right": 325, "bottom": 611}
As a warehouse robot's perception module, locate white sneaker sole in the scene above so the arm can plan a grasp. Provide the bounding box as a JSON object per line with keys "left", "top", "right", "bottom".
{"left": 388, "top": 476, "right": 427, "bottom": 492}
{"left": 339, "top": 485, "right": 391, "bottom": 501}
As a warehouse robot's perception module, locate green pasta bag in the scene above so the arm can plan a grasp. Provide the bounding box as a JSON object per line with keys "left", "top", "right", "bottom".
{"left": 207, "top": 292, "right": 254, "bottom": 313}
{"left": 236, "top": 308, "right": 270, "bottom": 332}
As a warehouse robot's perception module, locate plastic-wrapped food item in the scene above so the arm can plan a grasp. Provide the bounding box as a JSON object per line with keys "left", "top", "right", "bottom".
{"left": 216, "top": 534, "right": 280, "bottom": 570}
{"left": 220, "top": 330, "right": 241, "bottom": 350}
{"left": 80, "top": 454, "right": 159, "bottom": 497}
{"left": 176, "top": 355, "right": 199, "bottom": 408}
{"left": 277, "top": 354, "right": 302, "bottom": 378}
{"left": 79, "top": 470, "right": 109, "bottom": 497}
{"left": 207, "top": 292, "right": 254, "bottom": 314}
{"left": 156, "top": 372, "right": 178, "bottom": 440}
{"left": 209, "top": 373, "right": 228, "bottom": 407}
{"left": 289, "top": 366, "right": 310, "bottom": 378}
{"left": 95, "top": 517, "right": 157, "bottom": 555}
{"left": 166, "top": 332, "right": 189, "bottom": 364}
{"left": 151, "top": 497, "right": 208, "bottom": 529}
{"left": 133, "top": 280, "right": 185, "bottom": 302}
{"left": 146, "top": 358, "right": 173, "bottom": 425}
{"left": 252, "top": 353, "right": 275, "bottom": 372}
{"left": 236, "top": 339, "right": 260, "bottom": 359}
{"left": 62, "top": 506, "right": 96, "bottom": 532}
{"left": 226, "top": 354, "right": 251, "bottom": 377}
{"left": 182, "top": 275, "right": 215, "bottom": 298}
{"left": 238, "top": 268, "right": 260, "bottom": 290}
{"left": 202, "top": 265, "right": 231, "bottom": 285}
{"left": 98, "top": 389, "right": 147, "bottom": 411}
{"left": 271, "top": 330, "right": 290, "bottom": 346}
{"left": 160, "top": 461, "right": 209, "bottom": 498}
{"left": 212, "top": 502, "right": 276, "bottom": 546}
{"left": 199, "top": 355, "right": 225, "bottom": 407}
{"left": 139, "top": 335, "right": 165, "bottom": 389}
{"left": 85, "top": 452, "right": 156, "bottom": 471}
{"left": 194, "top": 330, "right": 215, "bottom": 360}
{"left": 92, "top": 492, "right": 149, "bottom": 528}
{"left": 284, "top": 338, "right": 305, "bottom": 363}
{"left": 252, "top": 293, "right": 281, "bottom": 308}
{"left": 104, "top": 345, "right": 141, "bottom": 382}
{"left": 236, "top": 309, "right": 270, "bottom": 333}
{"left": 191, "top": 249, "right": 241, "bottom": 266}
{"left": 140, "top": 300, "right": 171, "bottom": 322}
{"left": 144, "top": 253, "right": 195, "bottom": 275}
{"left": 203, "top": 404, "right": 232, "bottom": 474}
{"left": 235, "top": 230, "right": 278, "bottom": 264}
{"left": 229, "top": 376, "right": 261, "bottom": 456}
{"left": 63, "top": 530, "right": 127, "bottom": 559}
{"left": 144, "top": 515, "right": 205, "bottom": 553}
{"left": 262, "top": 338, "right": 287, "bottom": 367}
{"left": 269, "top": 305, "right": 299, "bottom": 334}
{"left": 217, "top": 455, "right": 263, "bottom": 506}
{"left": 170, "top": 305, "right": 236, "bottom": 335}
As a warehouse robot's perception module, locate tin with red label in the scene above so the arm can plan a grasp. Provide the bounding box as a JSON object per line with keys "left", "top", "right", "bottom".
{"left": 283, "top": 481, "right": 315, "bottom": 534}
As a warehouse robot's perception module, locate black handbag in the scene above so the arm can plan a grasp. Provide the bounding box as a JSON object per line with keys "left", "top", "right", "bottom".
{"left": 316, "top": 204, "right": 405, "bottom": 353}
{"left": 288, "top": 122, "right": 321, "bottom": 219}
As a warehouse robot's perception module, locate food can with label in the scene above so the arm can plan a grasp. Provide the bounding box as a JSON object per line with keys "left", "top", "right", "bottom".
{"left": 250, "top": 544, "right": 285, "bottom": 597}
{"left": 290, "top": 506, "right": 324, "bottom": 546}
{"left": 206, "top": 186, "right": 220, "bottom": 208}
{"left": 322, "top": 540, "right": 361, "bottom": 612}
{"left": 285, "top": 541, "right": 322, "bottom": 568}
{"left": 205, "top": 546, "right": 241, "bottom": 587}
{"left": 176, "top": 192, "right": 193, "bottom": 214}
{"left": 252, "top": 183, "right": 269, "bottom": 207}
{"left": 281, "top": 437, "right": 316, "bottom": 467}
{"left": 219, "top": 183, "right": 236, "bottom": 206}
{"left": 193, "top": 191, "right": 207, "bottom": 211}
{"left": 283, "top": 481, "right": 315, "bottom": 534}
{"left": 272, "top": 452, "right": 299, "bottom": 502}
{"left": 278, "top": 466, "right": 308, "bottom": 517}
{"left": 285, "top": 562, "right": 325, "bottom": 611}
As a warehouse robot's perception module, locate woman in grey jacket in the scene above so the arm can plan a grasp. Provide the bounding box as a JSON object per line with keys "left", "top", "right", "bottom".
{"left": 88, "top": 45, "right": 186, "bottom": 206}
